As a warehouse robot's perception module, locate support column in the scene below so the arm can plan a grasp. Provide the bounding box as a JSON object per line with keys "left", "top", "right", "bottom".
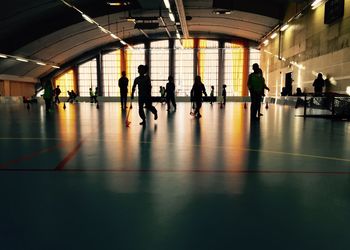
{"left": 193, "top": 38, "right": 200, "bottom": 78}
{"left": 242, "top": 45, "right": 249, "bottom": 96}
{"left": 218, "top": 40, "right": 225, "bottom": 97}
{"left": 96, "top": 53, "right": 103, "bottom": 96}
{"left": 4, "top": 80, "right": 10, "bottom": 96}
{"left": 145, "top": 41, "right": 151, "bottom": 72}
{"left": 169, "top": 39, "right": 175, "bottom": 77}
{"left": 73, "top": 65, "right": 79, "bottom": 93}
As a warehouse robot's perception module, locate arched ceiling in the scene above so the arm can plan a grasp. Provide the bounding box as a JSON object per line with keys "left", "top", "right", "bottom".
{"left": 0, "top": 0, "right": 305, "bottom": 80}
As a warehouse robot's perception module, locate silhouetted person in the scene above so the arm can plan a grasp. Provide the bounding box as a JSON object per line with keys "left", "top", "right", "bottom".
{"left": 165, "top": 76, "right": 176, "bottom": 111}
{"left": 89, "top": 87, "right": 98, "bottom": 103}
{"left": 222, "top": 84, "right": 227, "bottom": 106}
{"left": 313, "top": 73, "right": 325, "bottom": 96}
{"left": 119, "top": 71, "right": 128, "bottom": 109}
{"left": 190, "top": 76, "right": 207, "bottom": 118}
{"left": 94, "top": 87, "right": 99, "bottom": 103}
{"left": 160, "top": 86, "right": 166, "bottom": 103}
{"left": 67, "top": 90, "right": 77, "bottom": 103}
{"left": 210, "top": 85, "right": 214, "bottom": 105}
{"left": 295, "top": 88, "right": 303, "bottom": 96}
{"left": 43, "top": 80, "right": 53, "bottom": 113}
{"left": 54, "top": 85, "right": 61, "bottom": 104}
{"left": 248, "top": 63, "right": 269, "bottom": 120}
{"left": 131, "top": 65, "right": 158, "bottom": 125}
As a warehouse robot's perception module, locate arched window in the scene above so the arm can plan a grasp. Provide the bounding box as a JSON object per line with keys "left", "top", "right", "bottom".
{"left": 54, "top": 69, "right": 75, "bottom": 97}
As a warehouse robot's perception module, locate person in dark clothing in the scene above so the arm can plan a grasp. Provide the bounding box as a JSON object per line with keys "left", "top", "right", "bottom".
{"left": 119, "top": 71, "right": 129, "bottom": 109}
{"left": 210, "top": 86, "right": 214, "bottom": 105}
{"left": 165, "top": 76, "right": 176, "bottom": 111}
{"left": 131, "top": 65, "right": 158, "bottom": 126}
{"left": 43, "top": 80, "right": 53, "bottom": 113}
{"left": 222, "top": 84, "right": 227, "bottom": 106}
{"left": 93, "top": 87, "right": 99, "bottom": 103}
{"left": 54, "top": 85, "right": 61, "bottom": 104}
{"left": 67, "top": 90, "right": 78, "bottom": 103}
{"left": 190, "top": 75, "right": 207, "bottom": 118}
{"left": 247, "top": 63, "right": 269, "bottom": 120}
{"left": 313, "top": 73, "right": 325, "bottom": 96}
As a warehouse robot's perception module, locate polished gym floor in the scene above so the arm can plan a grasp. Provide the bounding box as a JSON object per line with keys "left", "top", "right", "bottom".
{"left": 1, "top": 101, "right": 350, "bottom": 249}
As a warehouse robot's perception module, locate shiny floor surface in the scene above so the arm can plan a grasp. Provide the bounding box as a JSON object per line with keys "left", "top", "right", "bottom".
{"left": 1, "top": 102, "right": 350, "bottom": 249}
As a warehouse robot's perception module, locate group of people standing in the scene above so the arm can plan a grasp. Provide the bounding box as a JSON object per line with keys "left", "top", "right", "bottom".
{"left": 43, "top": 63, "right": 271, "bottom": 123}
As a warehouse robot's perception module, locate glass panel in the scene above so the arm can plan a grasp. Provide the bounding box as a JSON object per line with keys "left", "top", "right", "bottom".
{"left": 224, "top": 43, "right": 244, "bottom": 96}
{"left": 199, "top": 40, "right": 219, "bottom": 95}
{"left": 102, "top": 50, "right": 121, "bottom": 97}
{"left": 78, "top": 59, "right": 97, "bottom": 97}
{"left": 126, "top": 44, "right": 145, "bottom": 96}
{"left": 175, "top": 39, "right": 194, "bottom": 96}
{"left": 54, "top": 69, "right": 75, "bottom": 97}
{"left": 150, "top": 40, "right": 169, "bottom": 96}
{"left": 249, "top": 48, "right": 261, "bottom": 73}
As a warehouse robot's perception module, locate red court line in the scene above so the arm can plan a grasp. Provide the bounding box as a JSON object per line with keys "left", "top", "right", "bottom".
{"left": 0, "top": 144, "right": 64, "bottom": 169}
{"left": 1, "top": 168, "right": 350, "bottom": 175}
{"left": 54, "top": 140, "right": 84, "bottom": 171}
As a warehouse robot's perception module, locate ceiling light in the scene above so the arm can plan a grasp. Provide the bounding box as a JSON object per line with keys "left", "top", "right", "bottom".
{"left": 82, "top": 14, "right": 94, "bottom": 24}
{"left": 311, "top": 0, "right": 323, "bottom": 9}
{"left": 163, "top": 0, "right": 171, "bottom": 9}
{"left": 127, "top": 18, "right": 136, "bottom": 22}
{"left": 270, "top": 32, "right": 277, "bottom": 39}
{"left": 107, "top": 2, "right": 122, "bottom": 6}
{"left": 98, "top": 26, "right": 109, "bottom": 33}
{"left": 280, "top": 24, "right": 289, "bottom": 32}
{"left": 0, "top": 54, "right": 7, "bottom": 58}
{"left": 213, "top": 10, "right": 231, "bottom": 15}
{"left": 36, "top": 62, "right": 46, "bottom": 66}
{"left": 120, "top": 40, "right": 127, "bottom": 45}
{"left": 263, "top": 39, "right": 269, "bottom": 46}
{"left": 52, "top": 65, "right": 60, "bottom": 69}
{"left": 169, "top": 13, "right": 175, "bottom": 22}
{"left": 110, "top": 34, "right": 119, "bottom": 39}
{"left": 16, "top": 58, "right": 28, "bottom": 62}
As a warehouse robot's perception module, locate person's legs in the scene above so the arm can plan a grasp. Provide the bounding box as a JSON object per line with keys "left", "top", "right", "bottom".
{"left": 250, "top": 93, "right": 259, "bottom": 120}
{"left": 166, "top": 97, "right": 171, "bottom": 111}
{"left": 170, "top": 94, "right": 176, "bottom": 110}
{"left": 138, "top": 100, "right": 146, "bottom": 124}
{"left": 45, "top": 99, "right": 51, "bottom": 112}
{"left": 145, "top": 100, "right": 158, "bottom": 120}
{"left": 195, "top": 101, "right": 202, "bottom": 117}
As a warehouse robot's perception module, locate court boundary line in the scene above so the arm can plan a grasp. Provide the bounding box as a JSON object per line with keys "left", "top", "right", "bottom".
{"left": 1, "top": 168, "right": 350, "bottom": 175}
{"left": 1, "top": 138, "right": 350, "bottom": 163}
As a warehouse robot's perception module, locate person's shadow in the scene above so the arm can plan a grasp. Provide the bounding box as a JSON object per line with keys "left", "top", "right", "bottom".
{"left": 246, "top": 121, "right": 261, "bottom": 172}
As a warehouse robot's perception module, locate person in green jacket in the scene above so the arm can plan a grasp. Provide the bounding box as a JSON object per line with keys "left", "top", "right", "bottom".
{"left": 247, "top": 63, "right": 269, "bottom": 120}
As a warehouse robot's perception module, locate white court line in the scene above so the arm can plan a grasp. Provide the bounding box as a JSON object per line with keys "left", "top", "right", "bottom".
{"left": 1, "top": 137, "right": 350, "bottom": 163}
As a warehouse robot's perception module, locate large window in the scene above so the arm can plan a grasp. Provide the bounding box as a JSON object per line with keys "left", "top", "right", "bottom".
{"left": 103, "top": 50, "right": 121, "bottom": 96}
{"left": 224, "top": 43, "right": 244, "bottom": 96}
{"left": 54, "top": 69, "right": 75, "bottom": 97}
{"left": 199, "top": 40, "right": 219, "bottom": 95}
{"left": 78, "top": 59, "right": 97, "bottom": 97}
{"left": 249, "top": 48, "right": 261, "bottom": 73}
{"left": 150, "top": 40, "right": 169, "bottom": 96}
{"left": 126, "top": 44, "right": 145, "bottom": 96}
{"left": 175, "top": 39, "right": 194, "bottom": 96}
